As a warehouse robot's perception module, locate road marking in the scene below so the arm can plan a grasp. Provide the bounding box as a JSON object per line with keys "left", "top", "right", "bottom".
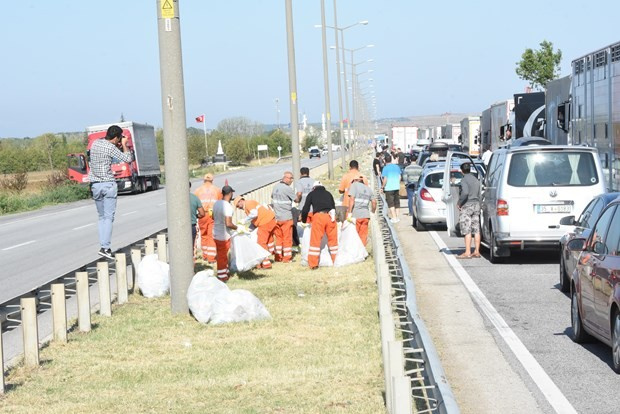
{"left": 0, "top": 205, "right": 90, "bottom": 228}
{"left": 158, "top": 203, "right": 166, "bottom": 206}
{"left": 429, "top": 231, "right": 577, "bottom": 414}
{"left": 73, "top": 223, "right": 94, "bottom": 230}
{"left": 2, "top": 240, "right": 36, "bottom": 251}
{"left": 122, "top": 211, "right": 137, "bottom": 216}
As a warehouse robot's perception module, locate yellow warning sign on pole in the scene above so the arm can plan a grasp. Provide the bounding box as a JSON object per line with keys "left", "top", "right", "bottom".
{"left": 161, "top": 0, "right": 174, "bottom": 18}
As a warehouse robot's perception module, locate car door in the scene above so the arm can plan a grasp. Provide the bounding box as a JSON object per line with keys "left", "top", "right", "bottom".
{"left": 568, "top": 198, "right": 605, "bottom": 275}
{"left": 593, "top": 205, "right": 620, "bottom": 341}
{"left": 582, "top": 205, "right": 616, "bottom": 335}
{"left": 442, "top": 151, "right": 478, "bottom": 237}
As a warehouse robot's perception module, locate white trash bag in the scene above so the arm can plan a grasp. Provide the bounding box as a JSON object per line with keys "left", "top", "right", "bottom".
{"left": 334, "top": 221, "right": 368, "bottom": 267}
{"left": 230, "top": 233, "right": 271, "bottom": 272}
{"left": 300, "top": 224, "right": 335, "bottom": 267}
{"left": 137, "top": 254, "right": 170, "bottom": 298}
{"left": 187, "top": 271, "right": 271, "bottom": 325}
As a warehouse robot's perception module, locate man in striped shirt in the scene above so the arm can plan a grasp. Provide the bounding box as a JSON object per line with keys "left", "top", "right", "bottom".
{"left": 88, "top": 125, "right": 133, "bottom": 259}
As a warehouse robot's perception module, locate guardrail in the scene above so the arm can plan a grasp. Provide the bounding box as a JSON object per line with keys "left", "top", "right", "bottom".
{"left": 369, "top": 172, "right": 459, "bottom": 414}
{"left": 0, "top": 158, "right": 338, "bottom": 394}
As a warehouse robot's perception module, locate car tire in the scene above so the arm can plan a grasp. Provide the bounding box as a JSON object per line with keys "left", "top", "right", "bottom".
{"left": 414, "top": 216, "right": 426, "bottom": 231}
{"left": 613, "top": 311, "right": 620, "bottom": 374}
{"left": 559, "top": 253, "right": 570, "bottom": 293}
{"left": 151, "top": 177, "right": 160, "bottom": 191}
{"left": 489, "top": 228, "right": 502, "bottom": 264}
{"left": 571, "top": 290, "right": 590, "bottom": 343}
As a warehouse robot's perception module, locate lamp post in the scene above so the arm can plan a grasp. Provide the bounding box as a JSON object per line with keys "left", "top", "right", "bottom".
{"left": 275, "top": 98, "right": 280, "bottom": 129}
{"left": 319, "top": 0, "right": 334, "bottom": 179}
{"left": 342, "top": 50, "right": 373, "bottom": 157}
{"left": 284, "top": 0, "right": 301, "bottom": 180}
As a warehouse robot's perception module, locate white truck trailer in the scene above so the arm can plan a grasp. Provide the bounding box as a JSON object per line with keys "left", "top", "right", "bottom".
{"left": 460, "top": 116, "right": 481, "bottom": 155}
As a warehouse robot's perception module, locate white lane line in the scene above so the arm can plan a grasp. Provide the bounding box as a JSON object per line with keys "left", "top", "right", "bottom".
{"left": 2, "top": 240, "right": 36, "bottom": 251}
{"left": 158, "top": 203, "right": 166, "bottom": 206}
{"left": 73, "top": 223, "right": 94, "bottom": 230}
{"left": 122, "top": 211, "right": 137, "bottom": 216}
{"left": 0, "top": 205, "right": 90, "bottom": 228}
{"left": 429, "top": 230, "right": 577, "bottom": 414}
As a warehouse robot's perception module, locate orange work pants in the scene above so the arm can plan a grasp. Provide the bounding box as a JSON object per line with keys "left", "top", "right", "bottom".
{"left": 356, "top": 218, "right": 370, "bottom": 246}
{"left": 257, "top": 219, "right": 276, "bottom": 269}
{"left": 308, "top": 212, "right": 338, "bottom": 269}
{"left": 198, "top": 215, "right": 217, "bottom": 262}
{"left": 215, "top": 238, "right": 231, "bottom": 281}
{"left": 274, "top": 220, "right": 294, "bottom": 262}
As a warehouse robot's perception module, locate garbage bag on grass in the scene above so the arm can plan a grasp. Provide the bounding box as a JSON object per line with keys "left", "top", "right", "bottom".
{"left": 137, "top": 254, "right": 170, "bottom": 298}
{"left": 334, "top": 221, "right": 368, "bottom": 267}
{"left": 230, "top": 232, "right": 270, "bottom": 272}
{"left": 187, "top": 270, "right": 271, "bottom": 325}
{"left": 300, "top": 224, "right": 335, "bottom": 267}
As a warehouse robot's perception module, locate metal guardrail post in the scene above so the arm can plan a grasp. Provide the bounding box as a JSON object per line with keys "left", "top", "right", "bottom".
{"left": 388, "top": 340, "right": 405, "bottom": 412}
{"left": 1, "top": 320, "right": 5, "bottom": 394}
{"left": 51, "top": 283, "right": 67, "bottom": 343}
{"left": 76, "top": 271, "right": 91, "bottom": 332}
{"left": 20, "top": 296, "right": 39, "bottom": 367}
{"left": 157, "top": 234, "right": 167, "bottom": 263}
{"left": 145, "top": 239, "right": 155, "bottom": 256}
{"left": 130, "top": 248, "right": 142, "bottom": 292}
{"left": 97, "top": 262, "right": 112, "bottom": 317}
{"left": 115, "top": 254, "right": 128, "bottom": 305}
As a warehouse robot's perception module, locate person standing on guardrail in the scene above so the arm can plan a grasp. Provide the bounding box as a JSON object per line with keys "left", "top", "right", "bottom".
{"left": 212, "top": 185, "right": 238, "bottom": 281}
{"left": 457, "top": 163, "right": 482, "bottom": 259}
{"left": 271, "top": 171, "right": 296, "bottom": 263}
{"left": 88, "top": 125, "right": 133, "bottom": 259}
{"left": 339, "top": 160, "right": 368, "bottom": 209}
{"left": 295, "top": 167, "right": 315, "bottom": 223}
{"left": 233, "top": 196, "right": 276, "bottom": 269}
{"left": 381, "top": 155, "right": 401, "bottom": 223}
{"left": 193, "top": 173, "right": 222, "bottom": 263}
{"left": 301, "top": 181, "right": 338, "bottom": 269}
{"left": 347, "top": 175, "right": 376, "bottom": 246}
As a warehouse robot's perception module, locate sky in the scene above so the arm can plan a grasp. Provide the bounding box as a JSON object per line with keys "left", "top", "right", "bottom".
{"left": 1, "top": 0, "right": 618, "bottom": 138}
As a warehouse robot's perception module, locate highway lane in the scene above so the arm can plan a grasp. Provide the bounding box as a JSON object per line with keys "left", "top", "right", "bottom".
{"left": 422, "top": 223, "right": 620, "bottom": 414}
{"left": 0, "top": 156, "right": 332, "bottom": 304}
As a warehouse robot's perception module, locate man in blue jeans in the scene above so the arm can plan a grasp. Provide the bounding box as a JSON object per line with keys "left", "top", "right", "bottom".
{"left": 89, "top": 125, "right": 133, "bottom": 259}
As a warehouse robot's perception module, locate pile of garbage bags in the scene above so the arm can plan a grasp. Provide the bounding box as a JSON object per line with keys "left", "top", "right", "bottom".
{"left": 299, "top": 220, "right": 368, "bottom": 267}
{"left": 137, "top": 254, "right": 170, "bottom": 298}
{"left": 187, "top": 270, "right": 271, "bottom": 325}
{"left": 230, "top": 232, "right": 270, "bottom": 273}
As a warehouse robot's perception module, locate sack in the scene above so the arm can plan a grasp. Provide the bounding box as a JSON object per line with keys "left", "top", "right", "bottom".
{"left": 334, "top": 221, "right": 368, "bottom": 267}
{"left": 137, "top": 254, "right": 170, "bottom": 298}
{"left": 230, "top": 233, "right": 270, "bottom": 272}
{"left": 300, "top": 224, "right": 334, "bottom": 267}
{"left": 187, "top": 271, "right": 271, "bottom": 325}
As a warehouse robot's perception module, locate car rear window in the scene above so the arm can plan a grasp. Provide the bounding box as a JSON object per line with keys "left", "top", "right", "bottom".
{"left": 425, "top": 171, "right": 464, "bottom": 188}
{"left": 507, "top": 151, "right": 599, "bottom": 187}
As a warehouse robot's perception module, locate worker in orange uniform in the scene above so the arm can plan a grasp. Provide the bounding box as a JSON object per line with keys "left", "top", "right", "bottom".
{"left": 301, "top": 181, "right": 338, "bottom": 269}
{"left": 212, "top": 185, "right": 238, "bottom": 281}
{"left": 233, "top": 196, "right": 276, "bottom": 269}
{"left": 271, "top": 171, "right": 296, "bottom": 262}
{"left": 193, "top": 173, "right": 222, "bottom": 263}
{"left": 338, "top": 160, "right": 368, "bottom": 208}
{"left": 347, "top": 175, "right": 376, "bottom": 246}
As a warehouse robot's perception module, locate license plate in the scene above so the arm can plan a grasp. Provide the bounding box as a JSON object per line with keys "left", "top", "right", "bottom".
{"left": 535, "top": 204, "right": 571, "bottom": 214}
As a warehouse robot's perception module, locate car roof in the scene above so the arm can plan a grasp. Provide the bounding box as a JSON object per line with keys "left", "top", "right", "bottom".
{"left": 598, "top": 192, "right": 620, "bottom": 205}
{"left": 495, "top": 145, "right": 598, "bottom": 154}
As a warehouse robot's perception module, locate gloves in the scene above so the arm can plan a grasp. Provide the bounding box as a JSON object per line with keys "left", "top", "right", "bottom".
{"left": 329, "top": 209, "right": 336, "bottom": 223}
{"left": 299, "top": 222, "right": 309, "bottom": 229}
{"left": 208, "top": 209, "right": 213, "bottom": 218}
{"left": 346, "top": 213, "right": 355, "bottom": 223}
{"left": 236, "top": 225, "right": 248, "bottom": 235}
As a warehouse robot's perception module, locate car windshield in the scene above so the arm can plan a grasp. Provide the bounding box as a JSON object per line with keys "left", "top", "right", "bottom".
{"left": 425, "top": 171, "right": 463, "bottom": 188}
{"left": 507, "top": 151, "right": 598, "bottom": 187}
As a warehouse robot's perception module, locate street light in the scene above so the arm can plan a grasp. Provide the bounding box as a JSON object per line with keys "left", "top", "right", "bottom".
{"left": 319, "top": 0, "right": 334, "bottom": 179}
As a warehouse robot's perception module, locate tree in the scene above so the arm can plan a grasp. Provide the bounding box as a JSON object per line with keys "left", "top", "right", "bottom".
{"left": 515, "top": 40, "right": 562, "bottom": 90}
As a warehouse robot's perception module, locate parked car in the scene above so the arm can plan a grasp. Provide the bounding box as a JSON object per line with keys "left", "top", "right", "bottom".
{"left": 567, "top": 197, "right": 620, "bottom": 372}
{"left": 443, "top": 143, "right": 606, "bottom": 263}
{"left": 309, "top": 148, "right": 321, "bottom": 159}
{"left": 559, "top": 192, "right": 620, "bottom": 292}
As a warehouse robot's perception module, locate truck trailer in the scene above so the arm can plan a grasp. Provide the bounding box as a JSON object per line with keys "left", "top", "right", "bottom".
{"left": 460, "top": 116, "right": 481, "bottom": 155}
{"left": 67, "top": 121, "right": 161, "bottom": 194}
{"left": 489, "top": 99, "right": 514, "bottom": 150}
{"left": 390, "top": 126, "right": 419, "bottom": 151}
{"left": 544, "top": 75, "right": 571, "bottom": 145}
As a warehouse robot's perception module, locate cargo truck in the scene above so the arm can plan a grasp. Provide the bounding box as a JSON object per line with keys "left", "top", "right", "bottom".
{"left": 67, "top": 121, "right": 161, "bottom": 194}
{"left": 460, "top": 116, "right": 481, "bottom": 155}
{"left": 390, "top": 125, "right": 419, "bottom": 151}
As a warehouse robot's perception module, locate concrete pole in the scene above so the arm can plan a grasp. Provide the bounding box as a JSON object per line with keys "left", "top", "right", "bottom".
{"left": 284, "top": 0, "right": 301, "bottom": 181}
{"left": 332, "top": 0, "right": 346, "bottom": 171}
{"left": 156, "top": 0, "right": 193, "bottom": 313}
{"left": 340, "top": 30, "right": 352, "bottom": 162}
{"left": 145, "top": 239, "right": 156, "bottom": 257}
{"left": 76, "top": 271, "right": 91, "bottom": 332}
{"left": 0, "top": 321, "right": 4, "bottom": 394}
{"left": 97, "top": 261, "right": 112, "bottom": 317}
{"left": 115, "top": 253, "right": 128, "bottom": 305}
{"left": 51, "top": 283, "right": 68, "bottom": 343}
{"left": 350, "top": 53, "right": 357, "bottom": 158}
{"left": 20, "top": 297, "right": 39, "bottom": 367}
{"left": 157, "top": 233, "right": 168, "bottom": 262}
{"left": 320, "top": 0, "right": 334, "bottom": 180}
{"left": 130, "top": 248, "right": 142, "bottom": 292}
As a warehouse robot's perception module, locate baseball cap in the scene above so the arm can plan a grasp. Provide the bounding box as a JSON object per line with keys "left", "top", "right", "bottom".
{"left": 313, "top": 181, "right": 323, "bottom": 188}
{"left": 222, "top": 185, "right": 234, "bottom": 195}
{"left": 203, "top": 173, "right": 214, "bottom": 182}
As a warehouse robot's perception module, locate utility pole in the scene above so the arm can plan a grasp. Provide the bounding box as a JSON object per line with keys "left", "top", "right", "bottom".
{"left": 156, "top": 0, "right": 193, "bottom": 314}
{"left": 333, "top": 0, "right": 346, "bottom": 170}
{"left": 320, "top": 0, "right": 334, "bottom": 179}
{"left": 284, "top": 0, "right": 301, "bottom": 180}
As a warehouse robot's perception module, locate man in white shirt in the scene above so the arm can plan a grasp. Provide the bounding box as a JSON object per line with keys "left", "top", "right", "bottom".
{"left": 481, "top": 144, "right": 492, "bottom": 165}
{"left": 212, "top": 185, "right": 238, "bottom": 281}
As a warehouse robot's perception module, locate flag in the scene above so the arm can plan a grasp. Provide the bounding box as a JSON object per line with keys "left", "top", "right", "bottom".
{"left": 195, "top": 115, "right": 204, "bottom": 123}
{"left": 343, "top": 118, "right": 348, "bottom": 123}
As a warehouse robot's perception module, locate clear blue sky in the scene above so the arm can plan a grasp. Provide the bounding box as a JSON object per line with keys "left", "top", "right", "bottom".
{"left": 2, "top": 0, "right": 618, "bottom": 138}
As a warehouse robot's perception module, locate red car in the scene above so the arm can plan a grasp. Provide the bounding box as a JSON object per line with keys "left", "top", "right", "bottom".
{"left": 568, "top": 196, "right": 620, "bottom": 372}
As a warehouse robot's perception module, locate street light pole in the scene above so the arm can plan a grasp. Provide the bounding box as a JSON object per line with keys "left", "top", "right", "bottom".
{"left": 155, "top": 0, "right": 193, "bottom": 314}
{"left": 332, "top": 0, "right": 346, "bottom": 170}
{"left": 340, "top": 30, "right": 352, "bottom": 162}
{"left": 275, "top": 98, "right": 280, "bottom": 129}
{"left": 284, "top": 0, "right": 301, "bottom": 180}
{"left": 320, "top": 0, "right": 334, "bottom": 180}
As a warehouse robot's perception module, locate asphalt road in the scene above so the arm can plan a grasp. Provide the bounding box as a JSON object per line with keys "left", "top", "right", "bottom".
{"left": 0, "top": 156, "right": 331, "bottom": 304}
{"left": 422, "top": 222, "right": 619, "bottom": 414}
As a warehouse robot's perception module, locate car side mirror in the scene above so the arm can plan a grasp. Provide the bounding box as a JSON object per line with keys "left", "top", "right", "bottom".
{"left": 567, "top": 238, "right": 586, "bottom": 251}
{"left": 559, "top": 215, "right": 575, "bottom": 226}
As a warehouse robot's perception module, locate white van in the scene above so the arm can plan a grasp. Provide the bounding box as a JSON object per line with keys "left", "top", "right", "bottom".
{"left": 442, "top": 144, "right": 606, "bottom": 262}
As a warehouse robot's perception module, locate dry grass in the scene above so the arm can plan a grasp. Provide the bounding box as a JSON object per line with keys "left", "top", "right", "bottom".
{"left": 0, "top": 252, "right": 383, "bottom": 414}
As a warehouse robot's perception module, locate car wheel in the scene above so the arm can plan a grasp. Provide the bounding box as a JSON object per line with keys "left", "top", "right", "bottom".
{"left": 613, "top": 312, "right": 620, "bottom": 373}
{"left": 489, "top": 228, "right": 502, "bottom": 264}
{"left": 559, "top": 253, "right": 570, "bottom": 293}
{"left": 414, "top": 215, "right": 426, "bottom": 231}
{"left": 151, "top": 177, "right": 160, "bottom": 191}
{"left": 571, "top": 290, "right": 589, "bottom": 343}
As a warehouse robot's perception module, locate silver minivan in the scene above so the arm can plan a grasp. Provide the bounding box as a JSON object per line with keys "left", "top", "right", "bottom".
{"left": 442, "top": 145, "right": 606, "bottom": 263}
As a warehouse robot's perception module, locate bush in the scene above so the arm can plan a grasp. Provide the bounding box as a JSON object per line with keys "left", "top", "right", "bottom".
{"left": 0, "top": 183, "right": 90, "bottom": 215}
{"left": 46, "top": 170, "right": 70, "bottom": 188}
{"left": 0, "top": 172, "right": 29, "bottom": 193}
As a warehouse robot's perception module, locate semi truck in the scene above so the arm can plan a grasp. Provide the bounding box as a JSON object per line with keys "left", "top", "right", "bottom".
{"left": 460, "top": 116, "right": 481, "bottom": 155}
{"left": 67, "top": 121, "right": 161, "bottom": 194}
{"left": 489, "top": 99, "right": 514, "bottom": 150}
{"left": 544, "top": 75, "right": 571, "bottom": 145}
{"left": 510, "top": 91, "right": 545, "bottom": 139}
{"left": 391, "top": 125, "right": 419, "bottom": 151}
